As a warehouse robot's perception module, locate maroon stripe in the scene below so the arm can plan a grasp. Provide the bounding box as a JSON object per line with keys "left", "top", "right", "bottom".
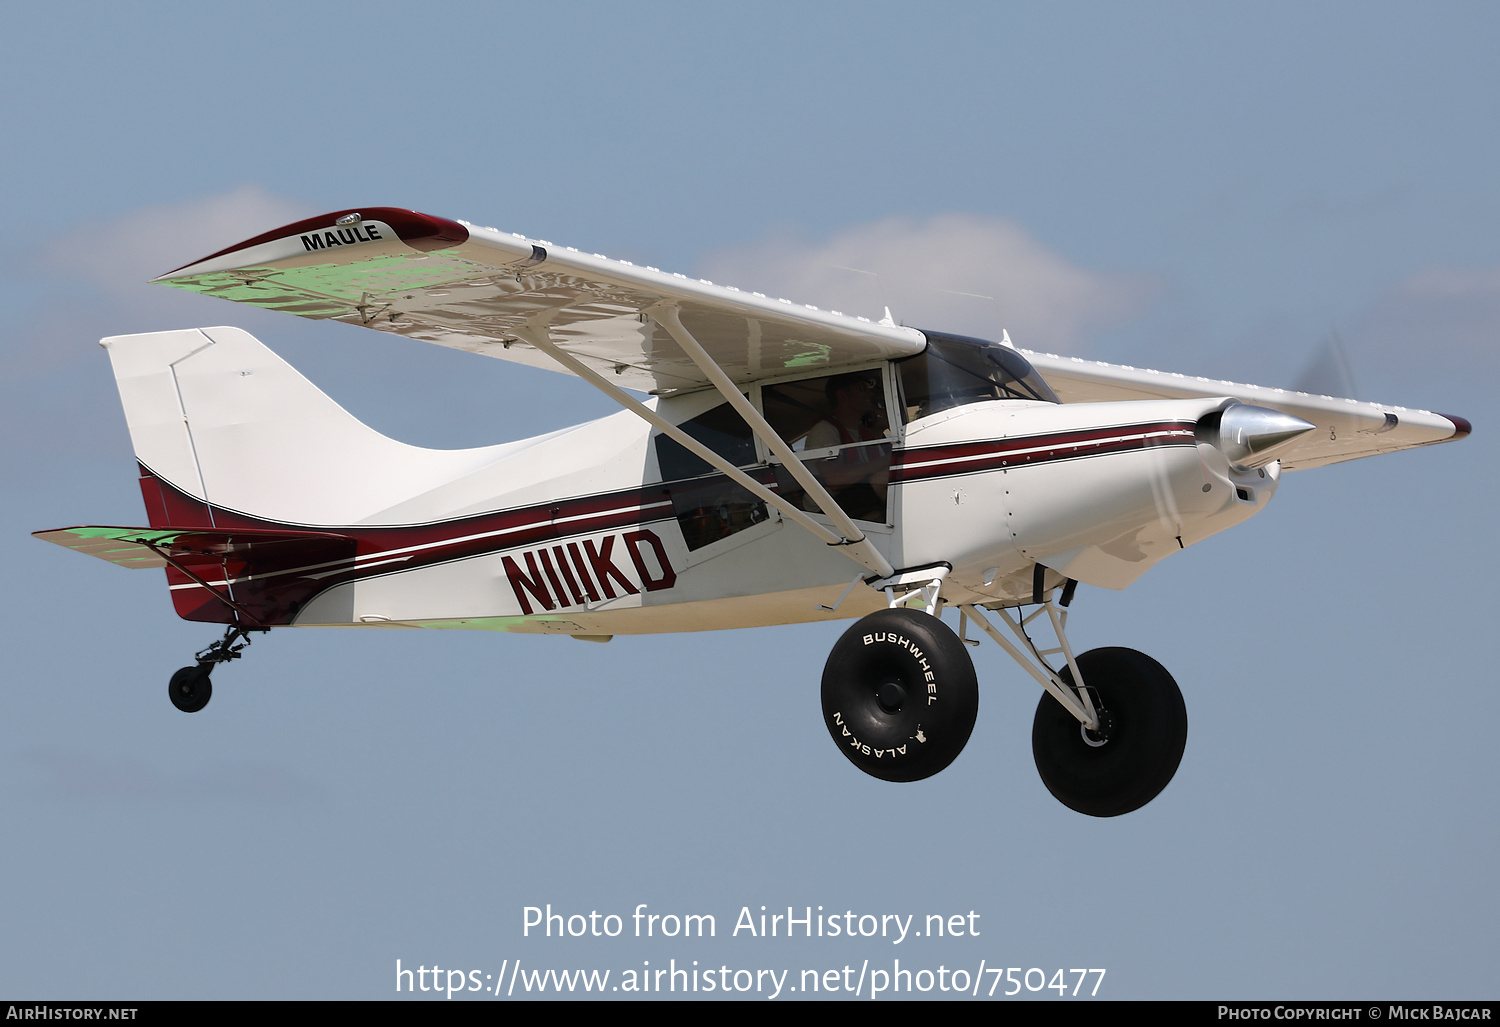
{"left": 891, "top": 421, "right": 1197, "bottom": 484}
{"left": 142, "top": 465, "right": 680, "bottom": 625}
{"left": 894, "top": 420, "right": 1198, "bottom": 467}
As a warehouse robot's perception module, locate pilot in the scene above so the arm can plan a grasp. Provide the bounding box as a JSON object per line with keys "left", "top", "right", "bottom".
{"left": 803, "top": 372, "right": 889, "bottom": 520}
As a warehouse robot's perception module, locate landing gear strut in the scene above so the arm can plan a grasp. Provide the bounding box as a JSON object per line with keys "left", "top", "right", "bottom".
{"left": 167, "top": 625, "right": 267, "bottom": 713}
{"left": 960, "top": 585, "right": 1187, "bottom": 816}
{"left": 816, "top": 566, "right": 1188, "bottom": 810}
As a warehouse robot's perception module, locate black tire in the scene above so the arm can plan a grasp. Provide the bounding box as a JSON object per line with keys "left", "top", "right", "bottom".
{"left": 822, "top": 608, "right": 979, "bottom": 782}
{"left": 168, "top": 665, "right": 213, "bottom": 713}
{"left": 1031, "top": 647, "right": 1186, "bottom": 817}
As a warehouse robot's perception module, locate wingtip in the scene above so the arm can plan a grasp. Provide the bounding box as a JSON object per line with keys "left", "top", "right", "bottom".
{"left": 153, "top": 207, "right": 470, "bottom": 279}
{"left": 1439, "top": 413, "right": 1472, "bottom": 440}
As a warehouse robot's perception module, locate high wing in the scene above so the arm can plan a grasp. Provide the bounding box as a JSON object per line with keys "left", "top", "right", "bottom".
{"left": 1022, "top": 351, "right": 1469, "bottom": 471}
{"left": 155, "top": 208, "right": 925, "bottom": 395}
{"left": 155, "top": 207, "right": 1467, "bottom": 472}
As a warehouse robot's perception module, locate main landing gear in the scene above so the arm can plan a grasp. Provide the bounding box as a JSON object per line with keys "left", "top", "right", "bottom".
{"left": 1030, "top": 648, "right": 1186, "bottom": 817}
{"left": 821, "top": 607, "right": 980, "bottom": 782}
{"left": 820, "top": 567, "right": 1187, "bottom": 816}
{"left": 167, "top": 625, "right": 267, "bottom": 713}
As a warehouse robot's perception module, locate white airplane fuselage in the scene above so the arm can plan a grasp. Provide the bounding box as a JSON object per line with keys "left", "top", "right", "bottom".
{"left": 92, "top": 326, "right": 1277, "bottom": 637}
{"left": 267, "top": 391, "right": 1271, "bottom": 636}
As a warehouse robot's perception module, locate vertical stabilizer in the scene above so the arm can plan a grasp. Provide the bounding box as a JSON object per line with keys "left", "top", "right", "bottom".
{"left": 102, "top": 326, "right": 505, "bottom": 527}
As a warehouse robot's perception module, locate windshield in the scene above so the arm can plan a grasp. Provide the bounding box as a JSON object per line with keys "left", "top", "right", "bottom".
{"left": 896, "top": 331, "right": 1059, "bottom": 420}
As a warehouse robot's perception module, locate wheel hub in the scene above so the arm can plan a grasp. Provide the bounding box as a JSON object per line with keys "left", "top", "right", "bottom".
{"left": 1081, "top": 709, "right": 1116, "bottom": 747}
{"left": 876, "top": 680, "right": 906, "bottom": 714}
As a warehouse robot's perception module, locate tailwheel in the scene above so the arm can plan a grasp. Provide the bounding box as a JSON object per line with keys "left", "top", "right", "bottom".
{"left": 821, "top": 607, "right": 979, "bottom": 782}
{"left": 1031, "top": 647, "right": 1187, "bottom": 817}
{"left": 168, "top": 665, "right": 213, "bottom": 713}
{"left": 166, "top": 624, "right": 267, "bottom": 713}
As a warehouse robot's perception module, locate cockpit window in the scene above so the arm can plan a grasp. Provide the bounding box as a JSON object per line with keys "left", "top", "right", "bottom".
{"left": 653, "top": 402, "right": 768, "bottom": 552}
{"left": 761, "top": 368, "right": 890, "bottom": 452}
{"left": 897, "top": 331, "right": 1059, "bottom": 421}
{"left": 654, "top": 401, "right": 757, "bottom": 482}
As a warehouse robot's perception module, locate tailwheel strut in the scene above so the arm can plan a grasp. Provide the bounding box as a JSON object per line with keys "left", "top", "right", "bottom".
{"left": 167, "top": 625, "right": 269, "bottom": 714}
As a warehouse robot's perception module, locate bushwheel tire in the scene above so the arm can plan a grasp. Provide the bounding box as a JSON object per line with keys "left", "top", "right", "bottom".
{"left": 1031, "top": 647, "right": 1186, "bottom": 817}
{"left": 168, "top": 666, "right": 213, "bottom": 713}
{"left": 822, "top": 608, "right": 979, "bottom": 782}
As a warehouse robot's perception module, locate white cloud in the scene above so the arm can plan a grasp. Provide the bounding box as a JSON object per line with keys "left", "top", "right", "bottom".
{"left": 42, "top": 184, "right": 314, "bottom": 305}
{"left": 1353, "top": 264, "right": 1500, "bottom": 376}
{"left": 696, "top": 214, "right": 1158, "bottom": 354}
{"left": 3, "top": 187, "right": 315, "bottom": 469}
{"left": 12, "top": 185, "right": 314, "bottom": 372}
{"left": 1259, "top": 263, "right": 1500, "bottom": 410}
{"left": 1398, "top": 265, "right": 1500, "bottom": 300}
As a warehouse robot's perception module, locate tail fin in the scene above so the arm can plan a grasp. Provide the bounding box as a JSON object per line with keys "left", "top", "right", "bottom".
{"left": 104, "top": 327, "right": 499, "bottom": 527}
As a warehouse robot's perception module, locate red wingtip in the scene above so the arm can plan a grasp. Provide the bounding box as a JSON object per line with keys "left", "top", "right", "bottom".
{"left": 1439, "top": 414, "right": 1472, "bottom": 440}
{"left": 159, "top": 207, "right": 469, "bottom": 276}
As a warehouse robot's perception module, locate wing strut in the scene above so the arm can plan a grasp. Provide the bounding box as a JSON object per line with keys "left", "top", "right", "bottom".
{"left": 513, "top": 320, "right": 895, "bottom": 579}
{"left": 649, "top": 305, "right": 895, "bottom": 579}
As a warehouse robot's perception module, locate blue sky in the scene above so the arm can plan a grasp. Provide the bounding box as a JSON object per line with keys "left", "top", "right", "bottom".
{"left": 2, "top": 2, "right": 1496, "bottom": 1000}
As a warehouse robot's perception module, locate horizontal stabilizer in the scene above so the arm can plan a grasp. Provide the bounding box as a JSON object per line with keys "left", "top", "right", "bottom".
{"left": 33, "top": 525, "right": 357, "bottom": 569}
{"left": 34, "top": 526, "right": 360, "bottom": 625}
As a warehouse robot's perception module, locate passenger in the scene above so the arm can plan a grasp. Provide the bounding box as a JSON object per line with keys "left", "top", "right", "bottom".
{"left": 803, "top": 372, "right": 888, "bottom": 521}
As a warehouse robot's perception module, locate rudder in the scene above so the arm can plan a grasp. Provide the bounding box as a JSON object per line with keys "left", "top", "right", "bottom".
{"left": 103, "top": 326, "right": 500, "bottom": 527}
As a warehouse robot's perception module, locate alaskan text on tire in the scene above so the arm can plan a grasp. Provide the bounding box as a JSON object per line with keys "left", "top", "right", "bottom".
{"left": 1031, "top": 647, "right": 1186, "bottom": 816}
{"left": 821, "top": 607, "right": 979, "bottom": 782}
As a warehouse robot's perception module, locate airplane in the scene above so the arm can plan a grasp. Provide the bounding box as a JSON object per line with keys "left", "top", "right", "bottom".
{"left": 34, "top": 207, "right": 1470, "bottom": 817}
